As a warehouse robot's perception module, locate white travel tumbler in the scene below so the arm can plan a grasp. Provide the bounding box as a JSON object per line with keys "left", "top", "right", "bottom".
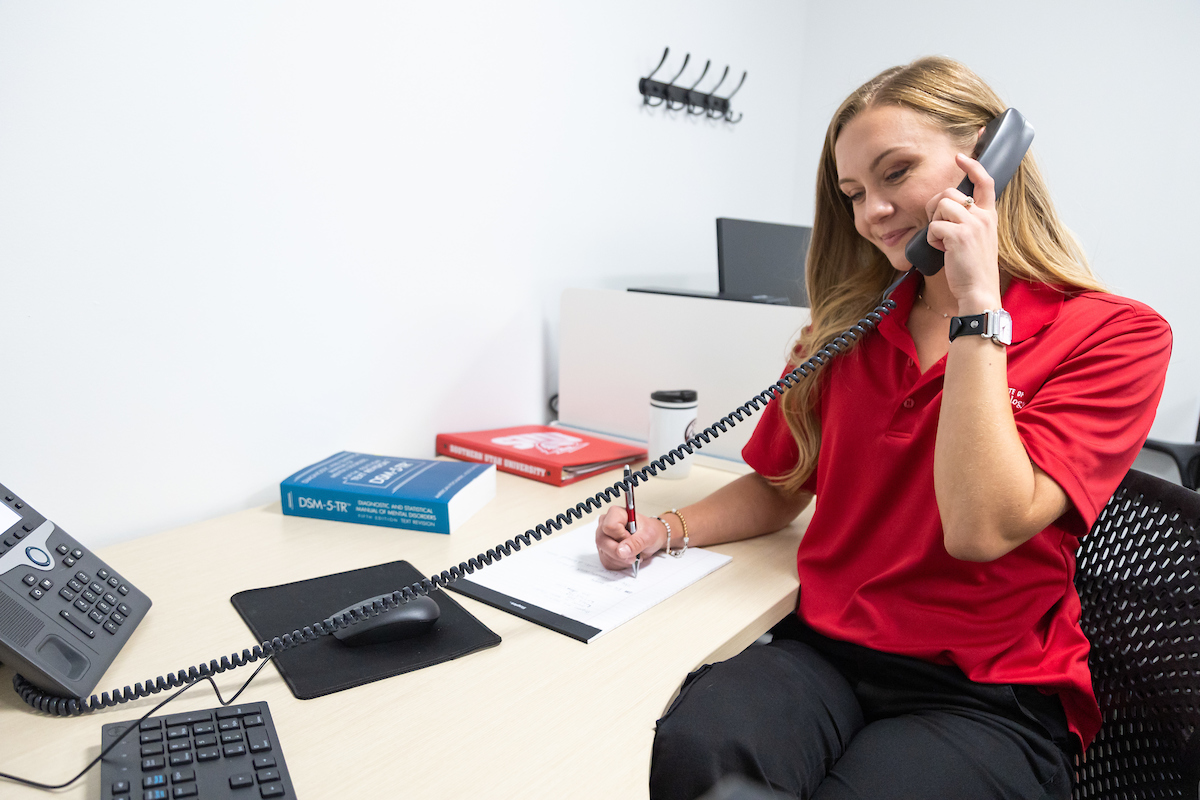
{"left": 648, "top": 390, "right": 698, "bottom": 480}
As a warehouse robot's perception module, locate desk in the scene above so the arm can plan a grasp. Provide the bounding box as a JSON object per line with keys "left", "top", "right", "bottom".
{"left": 1, "top": 465, "right": 808, "bottom": 799}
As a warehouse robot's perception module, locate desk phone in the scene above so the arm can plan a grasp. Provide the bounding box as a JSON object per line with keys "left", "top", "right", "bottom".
{"left": 0, "top": 481, "right": 151, "bottom": 699}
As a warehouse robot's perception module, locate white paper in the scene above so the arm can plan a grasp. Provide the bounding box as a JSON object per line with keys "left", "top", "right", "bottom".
{"left": 464, "top": 520, "right": 731, "bottom": 638}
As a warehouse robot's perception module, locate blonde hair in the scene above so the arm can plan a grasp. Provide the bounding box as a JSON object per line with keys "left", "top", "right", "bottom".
{"left": 775, "top": 56, "right": 1104, "bottom": 492}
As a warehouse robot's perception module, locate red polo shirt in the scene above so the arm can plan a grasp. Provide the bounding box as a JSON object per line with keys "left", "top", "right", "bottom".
{"left": 742, "top": 274, "right": 1172, "bottom": 748}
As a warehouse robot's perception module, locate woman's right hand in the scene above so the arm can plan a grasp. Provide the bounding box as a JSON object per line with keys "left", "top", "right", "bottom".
{"left": 595, "top": 506, "right": 668, "bottom": 571}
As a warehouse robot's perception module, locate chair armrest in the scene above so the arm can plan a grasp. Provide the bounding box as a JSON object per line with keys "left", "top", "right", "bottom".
{"left": 1141, "top": 440, "right": 1200, "bottom": 490}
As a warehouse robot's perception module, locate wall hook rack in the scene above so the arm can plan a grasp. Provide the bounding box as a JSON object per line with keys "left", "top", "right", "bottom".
{"left": 638, "top": 47, "right": 746, "bottom": 124}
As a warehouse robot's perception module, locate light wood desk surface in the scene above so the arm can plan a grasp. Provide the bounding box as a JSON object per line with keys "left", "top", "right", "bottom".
{"left": 1, "top": 465, "right": 808, "bottom": 799}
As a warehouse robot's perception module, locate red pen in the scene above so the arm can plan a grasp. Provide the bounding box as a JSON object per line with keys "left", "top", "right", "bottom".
{"left": 624, "top": 464, "right": 640, "bottom": 578}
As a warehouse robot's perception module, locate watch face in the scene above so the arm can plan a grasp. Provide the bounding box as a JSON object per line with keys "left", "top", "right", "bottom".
{"left": 993, "top": 309, "right": 1013, "bottom": 345}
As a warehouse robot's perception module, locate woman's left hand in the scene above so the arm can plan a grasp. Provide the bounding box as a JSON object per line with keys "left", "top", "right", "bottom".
{"left": 925, "top": 152, "right": 1001, "bottom": 311}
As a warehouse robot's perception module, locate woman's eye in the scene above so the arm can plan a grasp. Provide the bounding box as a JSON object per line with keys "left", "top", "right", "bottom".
{"left": 885, "top": 167, "right": 909, "bottom": 182}
{"left": 845, "top": 190, "right": 864, "bottom": 204}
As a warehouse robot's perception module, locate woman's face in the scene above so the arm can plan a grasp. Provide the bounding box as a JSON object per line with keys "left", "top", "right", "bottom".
{"left": 834, "top": 104, "right": 969, "bottom": 270}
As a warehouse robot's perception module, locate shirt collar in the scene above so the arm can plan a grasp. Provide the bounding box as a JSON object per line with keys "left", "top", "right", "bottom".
{"left": 1002, "top": 277, "right": 1065, "bottom": 343}
{"left": 877, "top": 270, "right": 919, "bottom": 354}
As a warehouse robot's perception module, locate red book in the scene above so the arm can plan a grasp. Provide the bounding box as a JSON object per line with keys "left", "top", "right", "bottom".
{"left": 435, "top": 425, "right": 647, "bottom": 487}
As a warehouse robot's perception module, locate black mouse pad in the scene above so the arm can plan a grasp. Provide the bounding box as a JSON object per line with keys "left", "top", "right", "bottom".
{"left": 230, "top": 560, "right": 501, "bottom": 700}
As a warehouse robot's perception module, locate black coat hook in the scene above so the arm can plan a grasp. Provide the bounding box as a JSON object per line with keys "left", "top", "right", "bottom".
{"left": 640, "top": 47, "right": 671, "bottom": 107}
{"left": 685, "top": 60, "right": 712, "bottom": 115}
{"left": 663, "top": 53, "right": 692, "bottom": 110}
{"left": 719, "top": 70, "right": 747, "bottom": 123}
{"left": 696, "top": 65, "right": 730, "bottom": 117}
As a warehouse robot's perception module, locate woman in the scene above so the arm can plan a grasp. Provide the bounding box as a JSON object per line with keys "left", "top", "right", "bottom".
{"left": 596, "top": 57, "right": 1171, "bottom": 799}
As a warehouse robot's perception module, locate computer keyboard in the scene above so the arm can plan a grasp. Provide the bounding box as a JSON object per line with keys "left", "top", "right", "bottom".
{"left": 99, "top": 701, "right": 297, "bottom": 799}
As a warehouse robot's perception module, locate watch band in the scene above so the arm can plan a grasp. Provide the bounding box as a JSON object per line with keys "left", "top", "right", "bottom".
{"left": 948, "top": 313, "right": 988, "bottom": 342}
{"left": 948, "top": 308, "right": 1012, "bottom": 346}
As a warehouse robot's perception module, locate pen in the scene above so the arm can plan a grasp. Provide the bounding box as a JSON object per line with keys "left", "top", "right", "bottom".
{"left": 624, "top": 464, "right": 640, "bottom": 578}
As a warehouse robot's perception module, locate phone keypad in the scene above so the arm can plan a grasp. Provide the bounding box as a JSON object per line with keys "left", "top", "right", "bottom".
{"left": 54, "top": 561, "right": 136, "bottom": 636}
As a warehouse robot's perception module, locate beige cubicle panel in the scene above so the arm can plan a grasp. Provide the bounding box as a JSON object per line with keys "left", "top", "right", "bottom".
{"left": 557, "top": 288, "right": 810, "bottom": 469}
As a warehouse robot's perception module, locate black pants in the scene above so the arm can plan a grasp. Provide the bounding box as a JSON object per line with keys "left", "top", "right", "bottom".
{"left": 650, "top": 616, "right": 1075, "bottom": 800}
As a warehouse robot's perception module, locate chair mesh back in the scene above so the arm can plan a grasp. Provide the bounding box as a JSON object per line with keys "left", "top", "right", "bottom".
{"left": 1073, "top": 469, "right": 1200, "bottom": 799}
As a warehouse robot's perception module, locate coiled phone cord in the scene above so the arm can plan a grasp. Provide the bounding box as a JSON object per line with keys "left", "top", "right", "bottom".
{"left": 14, "top": 288, "right": 902, "bottom": 718}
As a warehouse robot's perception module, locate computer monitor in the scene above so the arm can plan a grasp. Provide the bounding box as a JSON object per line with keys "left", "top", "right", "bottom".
{"left": 627, "top": 218, "right": 811, "bottom": 307}
{"left": 716, "top": 218, "right": 810, "bottom": 307}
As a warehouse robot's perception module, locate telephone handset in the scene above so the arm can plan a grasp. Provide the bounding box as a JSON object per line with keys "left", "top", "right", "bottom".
{"left": 905, "top": 108, "right": 1035, "bottom": 276}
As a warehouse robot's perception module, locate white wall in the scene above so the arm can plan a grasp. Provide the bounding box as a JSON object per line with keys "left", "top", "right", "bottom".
{"left": 792, "top": 0, "right": 1200, "bottom": 462}
{"left": 0, "top": 2, "right": 809, "bottom": 547}
{"left": 5, "top": 2, "right": 1195, "bottom": 549}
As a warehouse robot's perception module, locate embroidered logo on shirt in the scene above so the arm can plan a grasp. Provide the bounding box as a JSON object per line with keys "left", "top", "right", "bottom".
{"left": 1008, "top": 388, "right": 1027, "bottom": 410}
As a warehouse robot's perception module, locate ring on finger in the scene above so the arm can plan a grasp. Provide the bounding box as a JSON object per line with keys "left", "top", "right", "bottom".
{"left": 962, "top": 197, "right": 975, "bottom": 209}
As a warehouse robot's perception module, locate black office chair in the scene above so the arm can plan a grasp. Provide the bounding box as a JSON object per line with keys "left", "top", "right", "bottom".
{"left": 1142, "top": 415, "right": 1200, "bottom": 491}
{"left": 1073, "top": 468, "right": 1200, "bottom": 799}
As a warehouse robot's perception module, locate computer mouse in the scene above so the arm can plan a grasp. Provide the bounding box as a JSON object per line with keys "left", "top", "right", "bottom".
{"left": 329, "top": 594, "right": 441, "bottom": 646}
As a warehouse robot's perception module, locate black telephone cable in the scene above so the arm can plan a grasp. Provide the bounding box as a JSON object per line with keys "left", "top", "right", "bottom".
{"left": 13, "top": 288, "right": 900, "bottom": 719}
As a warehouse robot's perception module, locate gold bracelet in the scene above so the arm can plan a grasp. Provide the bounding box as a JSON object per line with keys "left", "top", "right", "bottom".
{"left": 665, "top": 508, "right": 689, "bottom": 558}
{"left": 655, "top": 515, "right": 673, "bottom": 555}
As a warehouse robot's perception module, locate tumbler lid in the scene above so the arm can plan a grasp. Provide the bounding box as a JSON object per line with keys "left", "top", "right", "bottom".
{"left": 650, "top": 389, "right": 698, "bottom": 406}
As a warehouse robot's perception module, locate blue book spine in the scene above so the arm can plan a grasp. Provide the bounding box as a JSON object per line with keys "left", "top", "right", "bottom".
{"left": 280, "top": 452, "right": 492, "bottom": 534}
{"left": 280, "top": 484, "right": 451, "bottom": 533}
